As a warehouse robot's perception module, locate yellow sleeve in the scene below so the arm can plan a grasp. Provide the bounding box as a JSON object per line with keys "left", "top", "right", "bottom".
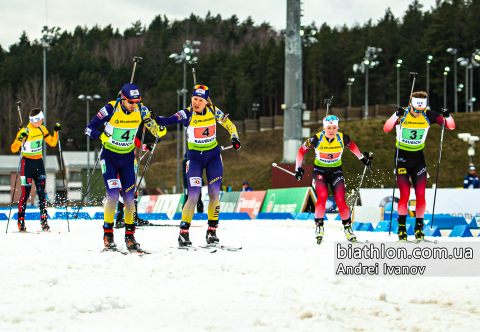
{"left": 219, "top": 116, "right": 238, "bottom": 139}
{"left": 11, "top": 129, "right": 23, "bottom": 153}
{"left": 43, "top": 126, "right": 58, "bottom": 147}
{"left": 141, "top": 106, "right": 167, "bottom": 139}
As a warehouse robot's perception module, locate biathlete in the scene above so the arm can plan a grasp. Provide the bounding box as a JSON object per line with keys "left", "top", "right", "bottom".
{"left": 11, "top": 108, "right": 61, "bottom": 232}
{"left": 295, "top": 115, "right": 373, "bottom": 244}
{"left": 155, "top": 85, "right": 240, "bottom": 247}
{"left": 114, "top": 138, "right": 153, "bottom": 228}
{"left": 85, "top": 83, "right": 165, "bottom": 251}
{"left": 383, "top": 91, "right": 455, "bottom": 241}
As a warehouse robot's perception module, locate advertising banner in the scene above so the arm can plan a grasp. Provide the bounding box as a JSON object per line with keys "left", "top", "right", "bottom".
{"left": 360, "top": 188, "right": 480, "bottom": 220}
{"left": 154, "top": 194, "right": 183, "bottom": 219}
{"left": 235, "top": 191, "right": 267, "bottom": 219}
{"left": 260, "top": 187, "right": 316, "bottom": 213}
{"left": 219, "top": 192, "right": 241, "bottom": 212}
{"left": 137, "top": 195, "right": 150, "bottom": 213}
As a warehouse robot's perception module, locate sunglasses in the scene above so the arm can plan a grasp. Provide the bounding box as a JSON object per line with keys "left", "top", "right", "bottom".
{"left": 194, "top": 85, "right": 208, "bottom": 90}
{"left": 325, "top": 115, "right": 339, "bottom": 121}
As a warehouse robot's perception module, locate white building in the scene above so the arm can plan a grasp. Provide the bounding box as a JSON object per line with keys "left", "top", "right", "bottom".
{"left": 62, "top": 151, "right": 146, "bottom": 202}
{"left": 0, "top": 155, "right": 59, "bottom": 204}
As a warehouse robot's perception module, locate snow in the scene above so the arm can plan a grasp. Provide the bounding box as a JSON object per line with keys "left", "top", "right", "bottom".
{"left": 2, "top": 211, "right": 480, "bottom": 331}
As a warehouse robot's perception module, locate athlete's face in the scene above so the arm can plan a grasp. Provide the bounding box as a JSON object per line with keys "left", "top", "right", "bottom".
{"left": 192, "top": 96, "right": 208, "bottom": 113}
{"left": 31, "top": 119, "right": 43, "bottom": 128}
{"left": 121, "top": 99, "right": 138, "bottom": 112}
{"left": 324, "top": 125, "right": 338, "bottom": 138}
{"left": 410, "top": 104, "right": 425, "bottom": 117}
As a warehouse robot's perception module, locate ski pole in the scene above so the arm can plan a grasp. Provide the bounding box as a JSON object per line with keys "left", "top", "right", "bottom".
{"left": 350, "top": 152, "right": 373, "bottom": 215}
{"left": 272, "top": 163, "right": 296, "bottom": 176}
{"left": 130, "top": 56, "right": 143, "bottom": 84}
{"left": 74, "top": 146, "right": 103, "bottom": 218}
{"left": 57, "top": 130, "right": 70, "bottom": 232}
{"left": 135, "top": 136, "right": 160, "bottom": 196}
{"left": 6, "top": 145, "right": 23, "bottom": 233}
{"left": 389, "top": 72, "right": 418, "bottom": 235}
{"left": 431, "top": 112, "right": 447, "bottom": 229}
{"left": 7, "top": 101, "right": 27, "bottom": 233}
{"left": 221, "top": 145, "right": 233, "bottom": 151}
{"left": 324, "top": 96, "right": 333, "bottom": 115}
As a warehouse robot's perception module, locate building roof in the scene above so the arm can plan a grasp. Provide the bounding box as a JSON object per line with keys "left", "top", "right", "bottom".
{"left": 0, "top": 155, "right": 59, "bottom": 172}
{"left": 63, "top": 152, "right": 98, "bottom": 167}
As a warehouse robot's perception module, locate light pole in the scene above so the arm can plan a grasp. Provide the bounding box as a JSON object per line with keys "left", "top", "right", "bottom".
{"left": 397, "top": 59, "right": 402, "bottom": 106}
{"left": 427, "top": 56, "right": 433, "bottom": 106}
{"left": 78, "top": 94, "right": 100, "bottom": 203}
{"left": 176, "top": 89, "right": 187, "bottom": 193}
{"left": 458, "top": 58, "right": 469, "bottom": 112}
{"left": 347, "top": 78, "right": 355, "bottom": 107}
{"left": 41, "top": 26, "right": 61, "bottom": 162}
{"left": 447, "top": 48, "right": 458, "bottom": 112}
{"left": 444, "top": 67, "right": 450, "bottom": 109}
{"left": 169, "top": 40, "right": 201, "bottom": 156}
{"left": 352, "top": 46, "right": 381, "bottom": 120}
{"left": 470, "top": 53, "right": 479, "bottom": 112}
{"left": 252, "top": 103, "right": 260, "bottom": 119}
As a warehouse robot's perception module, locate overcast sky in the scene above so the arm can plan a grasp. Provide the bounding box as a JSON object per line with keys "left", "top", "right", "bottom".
{"left": 1, "top": 0, "right": 437, "bottom": 50}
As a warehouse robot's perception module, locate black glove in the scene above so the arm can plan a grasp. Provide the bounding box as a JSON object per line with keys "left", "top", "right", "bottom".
{"left": 442, "top": 108, "right": 450, "bottom": 118}
{"left": 295, "top": 167, "right": 304, "bottom": 181}
{"left": 145, "top": 144, "right": 153, "bottom": 151}
{"left": 396, "top": 107, "right": 405, "bottom": 117}
{"left": 54, "top": 123, "right": 61, "bottom": 132}
{"left": 231, "top": 137, "right": 241, "bottom": 150}
{"left": 18, "top": 131, "right": 28, "bottom": 141}
{"left": 361, "top": 152, "right": 373, "bottom": 170}
{"left": 145, "top": 108, "right": 157, "bottom": 123}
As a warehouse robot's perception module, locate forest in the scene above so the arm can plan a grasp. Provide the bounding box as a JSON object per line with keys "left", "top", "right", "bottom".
{"left": 0, "top": 0, "right": 479, "bottom": 154}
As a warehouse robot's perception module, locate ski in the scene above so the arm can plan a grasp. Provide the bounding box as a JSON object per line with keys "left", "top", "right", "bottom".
{"left": 201, "top": 244, "right": 242, "bottom": 251}
{"left": 137, "top": 223, "right": 177, "bottom": 227}
{"left": 128, "top": 249, "right": 151, "bottom": 255}
{"left": 414, "top": 238, "right": 438, "bottom": 244}
{"left": 176, "top": 246, "right": 217, "bottom": 253}
{"left": 397, "top": 240, "right": 416, "bottom": 243}
{"left": 102, "top": 247, "right": 129, "bottom": 255}
{"left": 348, "top": 239, "right": 369, "bottom": 244}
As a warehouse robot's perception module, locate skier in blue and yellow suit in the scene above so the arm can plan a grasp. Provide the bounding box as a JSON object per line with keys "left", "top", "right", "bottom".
{"left": 155, "top": 85, "right": 241, "bottom": 247}
{"left": 85, "top": 83, "right": 166, "bottom": 251}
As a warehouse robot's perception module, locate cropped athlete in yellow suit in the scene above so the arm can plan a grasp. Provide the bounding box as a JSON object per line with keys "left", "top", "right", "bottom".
{"left": 11, "top": 108, "right": 60, "bottom": 232}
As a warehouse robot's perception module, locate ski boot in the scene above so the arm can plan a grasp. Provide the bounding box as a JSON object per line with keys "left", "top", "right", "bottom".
{"left": 178, "top": 221, "right": 192, "bottom": 247}
{"left": 125, "top": 224, "right": 141, "bottom": 251}
{"left": 103, "top": 223, "right": 117, "bottom": 249}
{"left": 134, "top": 212, "right": 150, "bottom": 226}
{"left": 206, "top": 220, "right": 220, "bottom": 244}
{"left": 114, "top": 203, "right": 125, "bottom": 228}
{"left": 397, "top": 216, "right": 408, "bottom": 242}
{"left": 17, "top": 213, "right": 26, "bottom": 232}
{"left": 343, "top": 219, "right": 357, "bottom": 242}
{"left": 315, "top": 218, "right": 324, "bottom": 245}
{"left": 414, "top": 218, "right": 425, "bottom": 241}
{"left": 40, "top": 212, "right": 50, "bottom": 232}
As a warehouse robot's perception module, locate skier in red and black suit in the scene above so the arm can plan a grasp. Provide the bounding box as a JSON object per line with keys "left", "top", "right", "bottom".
{"left": 295, "top": 115, "right": 373, "bottom": 245}
{"left": 383, "top": 91, "right": 455, "bottom": 241}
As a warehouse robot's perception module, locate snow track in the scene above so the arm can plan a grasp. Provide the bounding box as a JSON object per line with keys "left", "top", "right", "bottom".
{"left": 1, "top": 218, "right": 480, "bottom": 331}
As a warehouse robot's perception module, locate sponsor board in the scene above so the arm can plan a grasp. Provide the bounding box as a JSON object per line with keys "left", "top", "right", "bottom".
{"left": 260, "top": 187, "right": 316, "bottom": 214}
{"left": 360, "top": 188, "right": 480, "bottom": 220}
{"left": 235, "top": 191, "right": 266, "bottom": 219}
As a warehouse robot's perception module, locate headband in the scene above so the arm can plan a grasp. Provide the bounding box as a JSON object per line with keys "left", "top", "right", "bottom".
{"left": 323, "top": 115, "right": 339, "bottom": 128}
{"left": 411, "top": 97, "right": 427, "bottom": 110}
{"left": 29, "top": 111, "right": 44, "bottom": 123}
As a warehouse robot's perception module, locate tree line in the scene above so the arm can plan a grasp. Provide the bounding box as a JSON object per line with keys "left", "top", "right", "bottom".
{"left": 0, "top": 0, "right": 479, "bottom": 154}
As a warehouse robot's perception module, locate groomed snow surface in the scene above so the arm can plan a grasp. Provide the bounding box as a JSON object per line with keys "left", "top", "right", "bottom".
{"left": 2, "top": 214, "right": 480, "bottom": 332}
